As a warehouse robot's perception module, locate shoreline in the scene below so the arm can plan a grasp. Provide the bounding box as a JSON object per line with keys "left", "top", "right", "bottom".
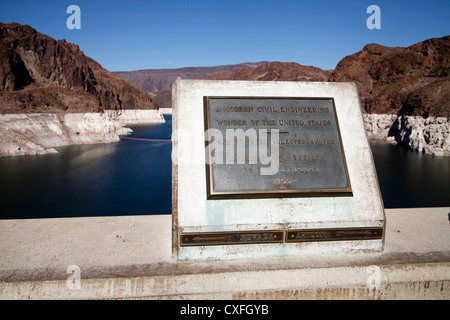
{"left": 364, "top": 114, "right": 449, "bottom": 157}
{"left": 0, "top": 111, "right": 448, "bottom": 158}
{"left": 0, "top": 109, "right": 165, "bottom": 158}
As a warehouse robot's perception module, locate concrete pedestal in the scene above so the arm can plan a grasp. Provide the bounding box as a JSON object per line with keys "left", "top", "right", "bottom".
{"left": 172, "top": 80, "right": 385, "bottom": 260}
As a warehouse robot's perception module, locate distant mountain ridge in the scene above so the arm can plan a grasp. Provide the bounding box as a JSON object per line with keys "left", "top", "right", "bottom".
{"left": 114, "top": 62, "right": 269, "bottom": 96}
{"left": 116, "top": 36, "right": 449, "bottom": 117}
{"left": 202, "top": 61, "right": 331, "bottom": 82}
{"left": 124, "top": 61, "right": 331, "bottom": 109}
{"left": 2, "top": 21, "right": 447, "bottom": 118}
{"left": 0, "top": 22, "right": 158, "bottom": 113}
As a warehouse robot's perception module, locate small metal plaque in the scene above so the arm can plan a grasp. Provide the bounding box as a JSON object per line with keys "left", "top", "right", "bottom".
{"left": 204, "top": 97, "right": 351, "bottom": 199}
{"left": 179, "top": 228, "right": 382, "bottom": 246}
{"left": 286, "top": 227, "right": 383, "bottom": 243}
{"left": 180, "top": 230, "right": 284, "bottom": 246}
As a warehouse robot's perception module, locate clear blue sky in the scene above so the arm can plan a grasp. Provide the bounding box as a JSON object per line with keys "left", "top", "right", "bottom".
{"left": 0, "top": 0, "right": 449, "bottom": 72}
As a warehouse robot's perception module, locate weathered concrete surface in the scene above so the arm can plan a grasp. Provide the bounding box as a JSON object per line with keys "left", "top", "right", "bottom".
{"left": 0, "top": 208, "right": 449, "bottom": 299}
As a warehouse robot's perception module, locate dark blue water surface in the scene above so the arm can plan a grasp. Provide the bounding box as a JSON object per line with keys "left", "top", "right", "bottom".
{"left": 0, "top": 115, "right": 449, "bottom": 219}
{"left": 370, "top": 140, "right": 450, "bottom": 208}
{"left": 0, "top": 116, "right": 172, "bottom": 219}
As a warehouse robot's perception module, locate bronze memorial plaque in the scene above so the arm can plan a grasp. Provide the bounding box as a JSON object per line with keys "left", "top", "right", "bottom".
{"left": 204, "top": 97, "right": 352, "bottom": 199}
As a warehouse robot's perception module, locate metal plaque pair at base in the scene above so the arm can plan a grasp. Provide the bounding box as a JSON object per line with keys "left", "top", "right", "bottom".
{"left": 172, "top": 80, "right": 385, "bottom": 261}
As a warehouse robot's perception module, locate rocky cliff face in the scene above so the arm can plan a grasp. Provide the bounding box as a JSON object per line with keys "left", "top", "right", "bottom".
{"left": 0, "top": 110, "right": 164, "bottom": 157}
{"left": 329, "top": 36, "right": 450, "bottom": 117}
{"left": 364, "top": 114, "right": 450, "bottom": 156}
{"left": 333, "top": 35, "right": 450, "bottom": 156}
{"left": 0, "top": 22, "right": 158, "bottom": 113}
{"left": 199, "top": 39, "right": 449, "bottom": 156}
{"left": 389, "top": 116, "right": 450, "bottom": 156}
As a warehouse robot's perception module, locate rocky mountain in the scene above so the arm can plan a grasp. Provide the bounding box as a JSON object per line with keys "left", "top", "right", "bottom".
{"left": 198, "top": 39, "right": 449, "bottom": 156}
{"left": 330, "top": 35, "right": 449, "bottom": 156}
{"left": 114, "top": 62, "right": 268, "bottom": 96}
{"left": 115, "top": 62, "right": 269, "bottom": 109}
{"left": 329, "top": 36, "right": 450, "bottom": 117}
{"left": 113, "top": 36, "right": 449, "bottom": 117}
{"left": 0, "top": 22, "right": 158, "bottom": 114}
{"left": 202, "top": 61, "right": 332, "bottom": 82}
{"left": 147, "top": 62, "right": 331, "bottom": 108}
{"left": 197, "top": 37, "right": 449, "bottom": 118}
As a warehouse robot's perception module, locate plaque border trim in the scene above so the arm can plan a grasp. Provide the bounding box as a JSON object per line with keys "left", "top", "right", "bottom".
{"left": 203, "top": 96, "right": 352, "bottom": 200}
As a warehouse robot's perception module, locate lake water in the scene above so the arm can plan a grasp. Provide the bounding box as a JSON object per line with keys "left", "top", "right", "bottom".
{"left": 0, "top": 115, "right": 449, "bottom": 219}
{"left": 370, "top": 140, "right": 450, "bottom": 208}
{"left": 0, "top": 116, "right": 173, "bottom": 219}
